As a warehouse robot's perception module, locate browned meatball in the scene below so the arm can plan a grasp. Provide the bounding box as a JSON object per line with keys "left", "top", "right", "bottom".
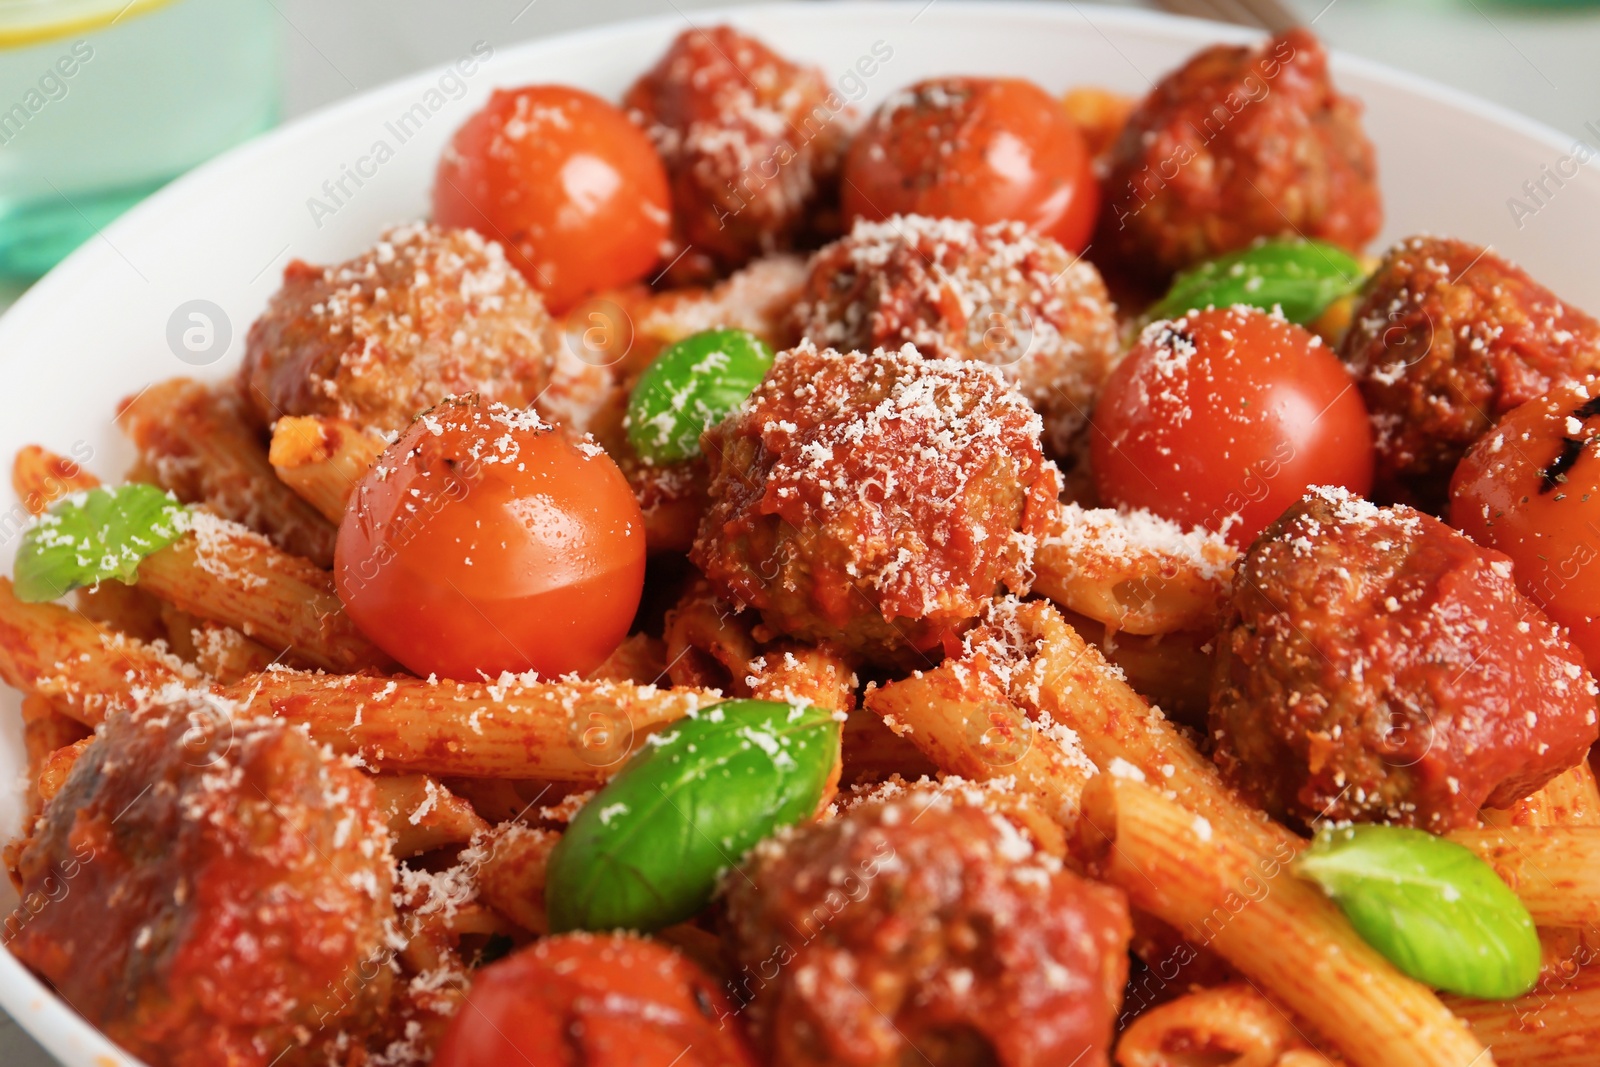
{"left": 1341, "top": 235, "right": 1600, "bottom": 511}
{"left": 1211, "top": 486, "right": 1599, "bottom": 831}
{"left": 625, "top": 25, "right": 846, "bottom": 281}
{"left": 242, "top": 222, "right": 558, "bottom": 434}
{"left": 791, "top": 215, "right": 1121, "bottom": 456}
{"left": 1101, "top": 29, "right": 1380, "bottom": 281}
{"left": 725, "top": 783, "right": 1131, "bottom": 1067}
{"left": 691, "top": 343, "right": 1062, "bottom": 665}
{"left": 8, "top": 701, "right": 396, "bottom": 1067}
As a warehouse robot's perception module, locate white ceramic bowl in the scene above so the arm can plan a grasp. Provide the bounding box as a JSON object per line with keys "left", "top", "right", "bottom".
{"left": 4, "top": 3, "right": 1599, "bottom": 1063}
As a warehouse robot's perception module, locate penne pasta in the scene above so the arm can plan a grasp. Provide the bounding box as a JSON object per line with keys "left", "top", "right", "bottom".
{"left": 1115, "top": 983, "right": 1333, "bottom": 1067}
{"left": 1447, "top": 826, "right": 1600, "bottom": 930}
{"left": 18, "top": 695, "right": 90, "bottom": 820}
{"left": 0, "top": 578, "right": 193, "bottom": 725}
{"left": 864, "top": 640, "right": 1099, "bottom": 826}
{"left": 136, "top": 513, "right": 391, "bottom": 673}
{"left": 219, "top": 670, "right": 719, "bottom": 782}
{"left": 989, "top": 597, "right": 1294, "bottom": 856}
{"left": 468, "top": 821, "right": 560, "bottom": 935}
{"left": 1081, "top": 773, "right": 1492, "bottom": 1067}
{"left": 1032, "top": 501, "right": 1236, "bottom": 636}
{"left": 10, "top": 444, "right": 97, "bottom": 515}
{"left": 266, "top": 414, "right": 388, "bottom": 525}
{"left": 371, "top": 774, "right": 491, "bottom": 859}
{"left": 1482, "top": 760, "right": 1600, "bottom": 829}
{"left": 117, "top": 378, "right": 338, "bottom": 566}
{"left": 1447, "top": 975, "right": 1600, "bottom": 1067}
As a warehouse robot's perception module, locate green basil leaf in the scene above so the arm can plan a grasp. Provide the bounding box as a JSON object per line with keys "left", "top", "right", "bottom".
{"left": 1146, "top": 239, "right": 1366, "bottom": 326}
{"left": 1294, "top": 825, "right": 1540, "bottom": 999}
{"left": 13, "top": 484, "right": 192, "bottom": 603}
{"left": 625, "top": 328, "right": 774, "bottom": 463}
{"left": 545, "top": 698, "right": 841, "bottom": 934}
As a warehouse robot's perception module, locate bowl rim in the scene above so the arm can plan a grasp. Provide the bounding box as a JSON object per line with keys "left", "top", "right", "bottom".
{"left": 0, "top": 2, "right": 1585, "bottom": 1064}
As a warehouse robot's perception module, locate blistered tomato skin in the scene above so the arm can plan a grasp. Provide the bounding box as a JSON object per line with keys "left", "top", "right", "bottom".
{"left": 842, "top": 77, "right": 1100, "bottom": 253}
{"left": 432, "top": 934, "right": 758, "bottom": 1067}
{"left": 433, "top": 85, "right": 671, "bottom": 314}
{"left": 1090, "top": 306, "right": 1374, "bottom": 546}
{"left": 1450, "top": 380, "right": 1600, "bottom": 670}
{"left": 334, "top": 397, "right": 645, "bottom": 681}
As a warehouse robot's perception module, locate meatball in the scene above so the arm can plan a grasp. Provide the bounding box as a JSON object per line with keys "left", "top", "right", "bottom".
{"left": 1101, "top": 29, "right": 1380, "bottom": 281}
{"left": 1341, "top": 236, "right": 1600, "bottom": 511}
{"left": 625, "top": 25, "right": 846, "bottom": 280}
{"left": 7, "top": 700, "right": 396, "bottom": 1067}
{"left": 242, "top": 222, "right": 558, "bottom": 434}
{"left": 691, "top": 342, "right": 1063, "bottom": 664}
{"left": 790, "top": 215, "right": 1121, "bottom": 456}
{"left": 725, "top": 783, "right": 1131, "bottom": 1067}
{"left": 1210, "top": 486, "right": 1599, "bottom": 831}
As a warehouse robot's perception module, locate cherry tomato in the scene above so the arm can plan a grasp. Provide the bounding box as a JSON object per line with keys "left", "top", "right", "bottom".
{"left": 1091, "top": 306, "right": 1374, "bottom": 546}
{"left": 842, "top": 77, "right": 1099, "bottom": 253}
{"left": 334, "top": 397, "right": 645, "bottom": 680}
{"left": 433, "top": 85, "right": 671, "bottom": 314}
{"left": 433, "top": 934, "right": 758, "bottom": 1067}
{"left": 1450, "top": 380, "right": 1600, "bottom": 669}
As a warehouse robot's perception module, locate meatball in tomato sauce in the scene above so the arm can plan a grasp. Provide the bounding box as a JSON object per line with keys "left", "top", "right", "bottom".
{"left": 626, "top": 25, "right": 847, "bottom": 281}
{"left": 1102, "top": 29, "right": 1380, "bottom": 281}
{"left": 692, "top": 342, "right": 1062, "bottom": 665}
{"left": 1342, "top": 236, "right": 1600, "bottom": 511}
{"left": 790, "top": 215, "right": 1120, "bottom": 456}
{"left": 8, "top": 702, "right": 396, "bottom": 1067}
{"left": 241, "top": 222, "right": 558, "bottom": 434}
{"left": 1211, "top": 486, "right": 1598, "bottom": 831}
{"left": 725, "top": 783, "right": 1131, "bottom": 1067}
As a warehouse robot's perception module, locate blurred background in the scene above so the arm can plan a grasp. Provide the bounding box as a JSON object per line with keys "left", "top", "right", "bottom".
{"left": 1, "top": 0, "right": 1597, "bottom": 1059}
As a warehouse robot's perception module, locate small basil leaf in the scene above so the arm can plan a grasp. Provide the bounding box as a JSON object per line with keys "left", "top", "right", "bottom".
{"left": 545, "top": 698, "right": 841, "bottom": 934}
{"left": 625, "top": 328, "right": 775, "bottom": 463}
{"left": 14, "top": 484, "right": 192, "bottom": 603}
{"left": 1147, "top": 239, "right": 1365, "bottom": 326}
{"left": 1294, "top": 824, "right": 1540, "bottom": 999}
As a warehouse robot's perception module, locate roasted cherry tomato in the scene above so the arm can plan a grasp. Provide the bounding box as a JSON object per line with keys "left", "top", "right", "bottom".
{"left": 433, "top": 85, "right": 671, "bottom": 314}
{"left": 842, "top": 76, "right": 1099, "bottom": 253}
{"left": 334, "top": 397, "right": 645, "bottom": 680}
{"left": 1450, "top": 379, "right": 1600, "bottom": 669}
{"left": 1091, "top": 306, "right": 1374, "bottom": 546}
{"left": 433, "top": 934, "right": 758, "bottom": 1067}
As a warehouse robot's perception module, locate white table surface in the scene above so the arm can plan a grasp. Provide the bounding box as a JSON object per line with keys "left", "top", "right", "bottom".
{"left": 5, "top": 0, "right": 1600, "bottom": 1061}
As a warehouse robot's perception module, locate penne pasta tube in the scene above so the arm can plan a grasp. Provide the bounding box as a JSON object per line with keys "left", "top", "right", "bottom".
{"left": 1482, "top": 760, "right": 1600, "bottom": 829}
{"left": 371, "top": 774, "right": 491, "bottom": 859}
{"left": 267, "top": 414, "right": 387, "bottom": 525}
{"left": 219, "top": 670, "right": 719, "bottom": 782}
{"left": 1080, "top": 774, "right": 1492, "bottom": 1067}
{"left": 0, "top": 578, "right": 193, "bottom": 725}
{"left": 1115, "top": 984, "right": 1333, "bottom": 1067}
{"left": 11, "top": 444, "right": 98, "bottom": 514}
{"left": 863, "top": 647, "right": 1098, "bottom": 826}
{"left": 117, "top": 378, "right": 338, "bottom": 566}
{"left": 136, "top": 513, "right": 391, "bottom": 674}
{"left": 468, "top": 821, "right": 560, "bottom": 934}
{"left": 1447, "top": 975, "right": 1600, "bottom": 1067}
{"left": 1032, "top": 501, "right": 1236, "bottom": 636}
{"left": 991, "top": 598, "right": 1294, "bottom": 855}
{"left": 1447, "top": 826, "right": 1600, "bottom": 930}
